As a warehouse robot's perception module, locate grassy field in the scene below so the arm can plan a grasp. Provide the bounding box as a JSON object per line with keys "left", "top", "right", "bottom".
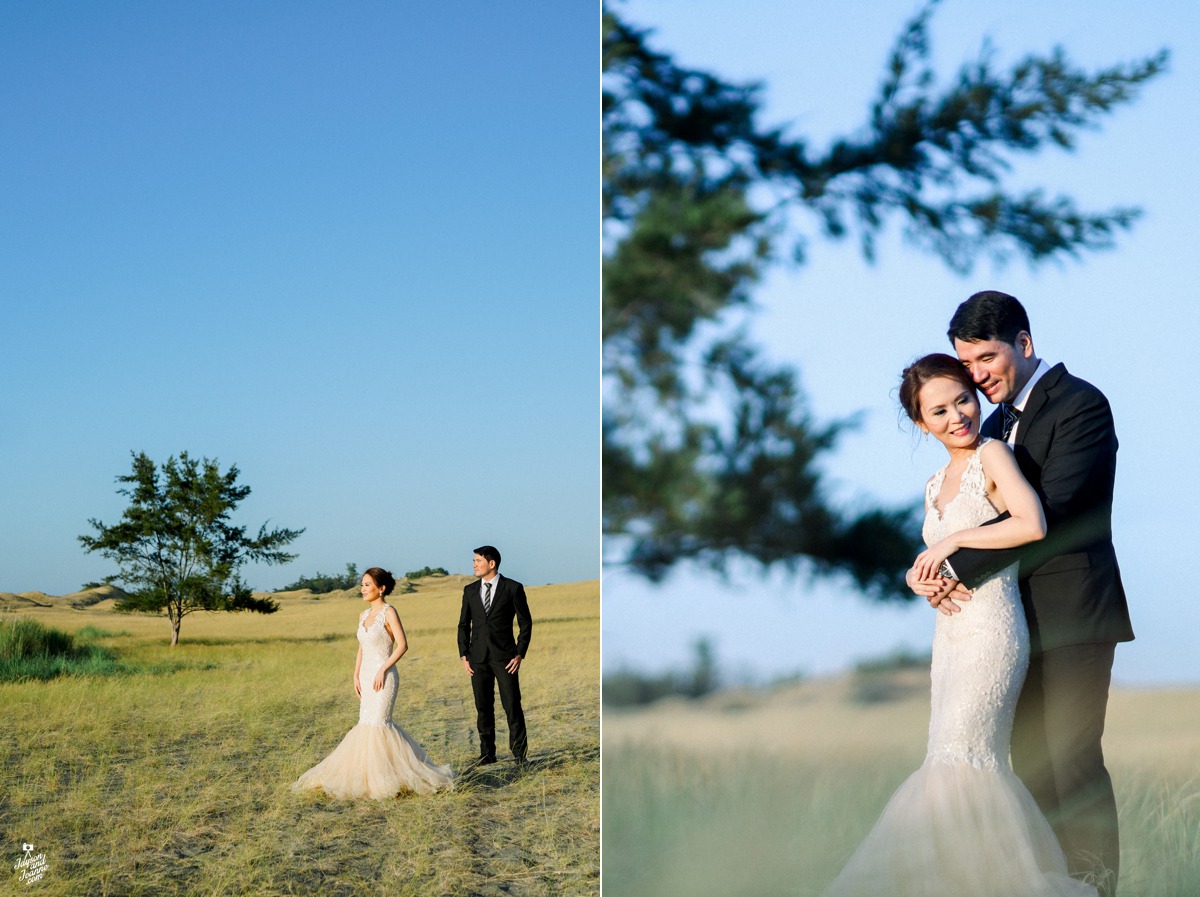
{"left": 1, "top": 577, "right": 599, "bottom": 896}
{"left": 603, "top": 671, "right": 1200, "bottom": 897}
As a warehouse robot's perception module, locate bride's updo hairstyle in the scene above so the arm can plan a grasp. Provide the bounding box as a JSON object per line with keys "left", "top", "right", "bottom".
{"left": 363, "top": 567, "right": 397, "bottom": 597}
{"left": 899, "top": 353, "right": 978, "bottom": 425}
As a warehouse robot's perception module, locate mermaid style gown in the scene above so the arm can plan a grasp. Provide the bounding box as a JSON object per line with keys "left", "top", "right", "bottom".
{"left": 819, "top": 442, "right": 1097, "bottom": 897}
{"left": 292, "top": 604, "right": 454, "bottom": 799}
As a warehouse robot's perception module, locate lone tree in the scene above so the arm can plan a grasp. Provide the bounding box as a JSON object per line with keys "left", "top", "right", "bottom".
{"left": 603, "top": 2, "right": 1166, "bottom": 597}
{"left": 79, "top": 451, "right": 304, "bottom": 646}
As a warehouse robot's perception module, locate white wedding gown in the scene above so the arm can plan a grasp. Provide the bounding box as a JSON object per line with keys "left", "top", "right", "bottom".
{"left": 819, "top": 441, "right": 1097, "bottom": 897}
{"left": 292, "top": 604, "right": 454, "bottom": 799}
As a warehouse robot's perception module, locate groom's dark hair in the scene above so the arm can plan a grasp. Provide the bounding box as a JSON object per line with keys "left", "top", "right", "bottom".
{"left": 474, "top": 545, "right": 502, "bottom": 570}
{"left": 947, "top": 291, "right": 1031, "bottom": 346}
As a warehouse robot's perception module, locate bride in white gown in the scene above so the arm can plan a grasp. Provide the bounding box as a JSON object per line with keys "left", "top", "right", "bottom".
{"left": 818, "top": 354, "right": 1097, "bottom": 897}
{"left": 292, "top": 567, "right": 453, "bottom": 799}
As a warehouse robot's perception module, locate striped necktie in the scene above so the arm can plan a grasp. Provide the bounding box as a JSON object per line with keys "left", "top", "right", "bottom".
{"left": 1002, "top": 404, "right": 1022, "bottom": 441}
{"left": 483, "top": 581, "right": 493, "bottom": 615}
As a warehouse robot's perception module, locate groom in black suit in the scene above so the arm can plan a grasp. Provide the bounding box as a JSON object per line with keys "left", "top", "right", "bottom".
{"left": 916, "top": 291, "right": 1134, "bottom": 896}
{"left": 458, "top": 545, "right": 532, "bottom": 766}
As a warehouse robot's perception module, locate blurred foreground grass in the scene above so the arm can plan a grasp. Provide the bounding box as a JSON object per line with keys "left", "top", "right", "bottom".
{"left": 603, "top": 677, "right": 1200, "bottom": 897}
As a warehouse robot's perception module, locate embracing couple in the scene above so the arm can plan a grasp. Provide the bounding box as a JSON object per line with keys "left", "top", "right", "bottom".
{"left": 821, "top": 292, "right": 1133, "bottom": 897}
{"left": 292, "top": 545, "right": 533, "bottom": 800}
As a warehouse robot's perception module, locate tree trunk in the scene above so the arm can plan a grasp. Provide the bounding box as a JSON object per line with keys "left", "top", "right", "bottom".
{"left": 169, "top": 603, "right": 181, "bottom": 647}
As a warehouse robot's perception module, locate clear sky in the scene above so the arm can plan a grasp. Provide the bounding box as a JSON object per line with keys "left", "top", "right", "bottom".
{"left": 603, "top": 0, "right": 1200, "bottom": 686}
{"left": 2, "top": 1, "right": 599, "bottom": 595}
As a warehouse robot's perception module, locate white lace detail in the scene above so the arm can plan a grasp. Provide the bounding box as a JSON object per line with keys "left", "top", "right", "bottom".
{"left": 921, "top": 441, "right": 1027, "bottom": 771}
{"left": 357, "top": 604, "right": 398, "bottom": 728}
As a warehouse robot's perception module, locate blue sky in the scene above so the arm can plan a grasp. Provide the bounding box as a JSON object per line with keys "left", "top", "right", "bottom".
{"left": 603, "top": 0, "right": 1200, "bottom": 686}
{"left": 2, "top": 1, "right": 598, "bottom": 594}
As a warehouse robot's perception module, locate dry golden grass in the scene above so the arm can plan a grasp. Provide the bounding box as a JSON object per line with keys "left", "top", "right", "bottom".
{"left": 603, "top": 671, "right": 1200, "bottom": 897}
{"left": 2, "top": 577, "right": 598, "bottom": 896}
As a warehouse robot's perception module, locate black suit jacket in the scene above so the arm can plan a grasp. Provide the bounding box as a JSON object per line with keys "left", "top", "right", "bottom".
{"left": 457, "top": 575, "right": 533, "bottom": 664}
{"left": 951, "top": 363, "right": 1134, "bottom": 652}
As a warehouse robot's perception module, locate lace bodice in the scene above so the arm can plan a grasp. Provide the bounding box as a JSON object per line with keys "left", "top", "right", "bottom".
{"left": 357, "top": 604, "right": 399, "bottom": 727}
{"left": 922, "top": 438, "right": 1002, "bottom": 544}
{"left": 921, "top": 441, "right": 1028, "bottom": 770}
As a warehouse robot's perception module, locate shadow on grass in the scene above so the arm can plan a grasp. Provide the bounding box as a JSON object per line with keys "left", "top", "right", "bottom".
{"left": 454, "top": 743, "right": 600, "bottom": 790}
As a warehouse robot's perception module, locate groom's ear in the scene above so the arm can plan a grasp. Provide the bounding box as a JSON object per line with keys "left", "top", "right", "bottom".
{"left": 1016, "top": 331, "right": 1035, "bottom": 358}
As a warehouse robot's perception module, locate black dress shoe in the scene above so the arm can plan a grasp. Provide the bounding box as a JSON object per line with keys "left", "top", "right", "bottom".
{"left": 479, "top": 756, "right": 497, "bottom": 766}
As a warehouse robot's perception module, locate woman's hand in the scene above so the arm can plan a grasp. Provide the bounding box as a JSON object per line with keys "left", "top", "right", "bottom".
{"left": 913, "top": 538, "right": 957, "bottom": 583}
{"left": 354, "top": 676, "right": 362, "bottom": 699}
{"left": 906, "top": 565, "right": 948, "bottom": 598}
{"left": 373, "top": 668, "right": 387, "bottom": 692}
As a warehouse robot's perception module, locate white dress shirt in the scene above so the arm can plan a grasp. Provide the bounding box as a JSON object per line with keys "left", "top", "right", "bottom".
{"left": 481, "top": 573, "right": 502, "bottom": 608}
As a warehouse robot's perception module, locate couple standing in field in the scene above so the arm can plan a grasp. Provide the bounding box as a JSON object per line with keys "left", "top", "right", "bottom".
{"left": 819, "top": 291, "right": 1132, "bottom": 897}
{"left": 291, "top": 545, "right": 533, "bottom": 799}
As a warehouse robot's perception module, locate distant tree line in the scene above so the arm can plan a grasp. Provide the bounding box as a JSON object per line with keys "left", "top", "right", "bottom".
{"left": 276, "top": 563, "right": 450, "bottom": 593}
{"left": 277, "top": 563, "right": 360, "bottom": 594}
{"left": 405, "top": 566, "right": 449, "bottom": 580}
{"left": 603, "top": 638, "right": 717, "bottom": 707}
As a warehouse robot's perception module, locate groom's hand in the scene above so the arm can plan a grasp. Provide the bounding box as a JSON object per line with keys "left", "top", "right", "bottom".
{"left": 462, "top": 656, "right": 474, "bottom": 676}
{"left": 505, "top": 655, "right": 522, "bottom": 675}
{"left": 905, "top": 566, "right": 967, "bottom": 615}
{"left": 928, "top": 580, "right": 973, "bottom": 615}
{"left": 935, "top": 582, "right": 973, "bottom": 615}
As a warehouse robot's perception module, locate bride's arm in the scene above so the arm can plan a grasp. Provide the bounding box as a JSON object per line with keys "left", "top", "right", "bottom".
{"left": 373, "top": 607, "right": 409, "bottom": 691}
{"left": 913, "top": 442, "right": 1045, "bottom": 581}
{"left": 955, "top": 440, "right": 1046, "bottom": 548}
{"left": 354, "top": 644, "right": 363, "bottom": 699}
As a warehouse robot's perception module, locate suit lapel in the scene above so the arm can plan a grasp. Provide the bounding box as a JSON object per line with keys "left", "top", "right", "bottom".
{"left": 490, "top": 578, "right": 507, "bottom": 614}
{"left": 1014, "top": 363, "right": 1066, "bottom": 446}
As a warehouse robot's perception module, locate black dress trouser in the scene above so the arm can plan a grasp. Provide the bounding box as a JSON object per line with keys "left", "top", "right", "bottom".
{"left": 1012, "top": 642, "right": 1119, "bottom": 897}
{"left": 471, "top": 657, "right": 527, "bottom": 762}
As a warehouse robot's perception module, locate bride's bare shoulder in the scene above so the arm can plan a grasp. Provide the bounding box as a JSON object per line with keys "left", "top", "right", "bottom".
{"left": 979, "top": 437, "right": 1016, "bottom": 468}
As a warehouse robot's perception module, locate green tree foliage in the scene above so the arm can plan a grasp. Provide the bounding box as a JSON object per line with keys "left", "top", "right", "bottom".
{"left": 405, "top": 566, "right": 449, "bottom": 580}
{"left": 79, "top": 451, "right": 304, "bottom": 646}
{"left": 278, "top": 563, "right": 359, "bottom": 594}
{"left": 602, "top": 2, "right": 1166, "bottom": 596}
